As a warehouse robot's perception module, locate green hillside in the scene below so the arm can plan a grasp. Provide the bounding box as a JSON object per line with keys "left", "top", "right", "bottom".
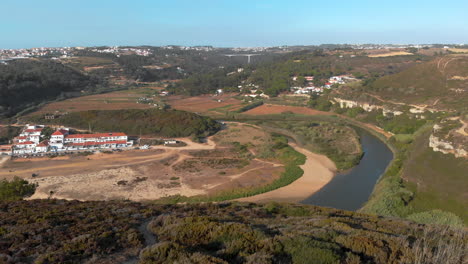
{"left": 0, "top": 200, "right": 466, "bottom": 264}
{"left": 25, "top": 109, "right": 221, "bottom": 138}
{"left": 0, "top": 59, "right": 105, "bottom": 119}
{"left": 365, "top": 55, "right": 468, "bottom": 111}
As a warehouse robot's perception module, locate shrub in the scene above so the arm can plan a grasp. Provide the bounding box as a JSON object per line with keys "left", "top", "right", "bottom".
{"left": 407, "top": 210, "right": 464, "bottom": 227}
{"left": 0, "top": 177, "right": 37, "bottom": 201}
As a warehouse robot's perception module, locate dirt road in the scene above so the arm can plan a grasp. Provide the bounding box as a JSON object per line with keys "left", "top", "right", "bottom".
{"left": 0, "top": 157, "right": 9, "bottom": 168}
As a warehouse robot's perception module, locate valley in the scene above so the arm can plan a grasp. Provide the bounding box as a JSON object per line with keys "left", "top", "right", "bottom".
{"left": 1, "top": 43, "right": 467, "bottom": 264}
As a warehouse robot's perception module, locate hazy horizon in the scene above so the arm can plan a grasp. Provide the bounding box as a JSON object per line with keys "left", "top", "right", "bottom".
{"left": 1, "top": 0, "right": 467, "bottom": 49}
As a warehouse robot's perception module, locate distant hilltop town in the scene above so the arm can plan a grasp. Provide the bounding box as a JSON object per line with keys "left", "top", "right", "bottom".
{"left": 2, "top": 43, "right": 466, "bottom": 62}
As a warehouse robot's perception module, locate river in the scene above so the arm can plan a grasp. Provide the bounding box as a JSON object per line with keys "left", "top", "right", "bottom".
{"left": 301, "top": 128, "right": 393, "bottom": 211}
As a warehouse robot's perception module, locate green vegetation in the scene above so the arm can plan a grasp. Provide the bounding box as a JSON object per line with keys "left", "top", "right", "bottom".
{"left": 251, "top": 120, "right": 362, "bottom": 170}
{"left": 0, "top": 59, "right": 105, "bottom": 119}
{"left": 0, "top": 125, "right": 21, "bottom": 145}
{"left": 25, "top": 108, "right": 221, "bottom": 138}
{"left": 0, "top": 177, "right": 37, "bottom": 201}
{"left": 173, "top": 49, "right": 426, "bottom": 97}
{"left": 236, "top": 100, "right": 263, "bottom": 113}
{"left": 308, "top": 92, "right": 333, "bottom": 111}
{"left": 1, "top": 200, "right": 466, "bottom": 263}
{"left": 361, "top": 124, "right": 467, "bottom": 226}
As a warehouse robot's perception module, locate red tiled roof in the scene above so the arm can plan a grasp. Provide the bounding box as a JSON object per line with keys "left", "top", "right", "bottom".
{"left": 17, "top": 141, "right": 35, "bottom": 145}
{"left": 37, "top": 141, "right": 49, "bottom": 147}
{"left": 24, "top": 128, "right": 42, "bottom": 133}
{"left": 70, "top": 140, "right": 127, "bottom": 147}
{"left": 66, "top": 133, "right": 127, "bottom": 139}
{"left": 16, "top": 136, "right": 27, "bottom": 140}
{"left": 51, "top": 130, "right": 64, "bottom": 136}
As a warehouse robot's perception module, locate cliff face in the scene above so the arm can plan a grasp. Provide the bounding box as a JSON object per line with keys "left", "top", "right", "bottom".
{"left": 430, "top": 123, "right": 468, "bottom": 158}
{"left": 333, "top": 97, "right": 404, "bottom": 116}
{"left": 0, "top": 200, "right": 466, "bottom": 264}
{"left": 429, "top": 134, "right": 467, "bottom": 158}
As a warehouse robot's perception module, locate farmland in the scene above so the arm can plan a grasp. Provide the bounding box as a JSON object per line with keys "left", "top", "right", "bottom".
{"left": 244, "top": 104, "right": 333, "bottom": 116}
{"left": 25, "top": 87, "right": 163, "bottom": 116}
{"left": 368, "top": 51, "right": 413, "bottom": 57}
{"left": 166, "top": 94, "right": 245, "bottom": 114}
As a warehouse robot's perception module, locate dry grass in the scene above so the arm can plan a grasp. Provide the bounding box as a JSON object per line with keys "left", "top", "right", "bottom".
{"left": 368, "top": 51, "right": 413, "bottom": 57}
{"left": 448, "top": 48, "right": 468, "bottom": 53}
{"left": 167, "top": 94, "right": 244, "bottom": 114}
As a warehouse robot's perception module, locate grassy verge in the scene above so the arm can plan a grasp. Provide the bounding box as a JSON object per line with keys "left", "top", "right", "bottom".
{"left": 360, "top": 122, "right": 467, "bottom": 226}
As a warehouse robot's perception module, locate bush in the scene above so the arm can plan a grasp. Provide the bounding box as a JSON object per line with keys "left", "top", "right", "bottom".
{"left": 407, "top": 210, "right": 464, "bottom": 227}
{"left": 0, "top": 177, "right": 37, "bottom": 201}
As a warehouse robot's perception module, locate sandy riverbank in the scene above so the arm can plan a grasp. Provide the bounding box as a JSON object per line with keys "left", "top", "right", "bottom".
{"left": 237, "top": 143, "right": 336, "bottom": 203}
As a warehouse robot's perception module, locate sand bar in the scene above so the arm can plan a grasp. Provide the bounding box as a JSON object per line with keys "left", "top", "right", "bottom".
{"left": 237, "top": 143, "right": 336, "bottom": 203}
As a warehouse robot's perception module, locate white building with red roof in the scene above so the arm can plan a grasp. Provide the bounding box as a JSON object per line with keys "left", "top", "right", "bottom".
{"left": 63, "top": 132, "right": 131, "bottom": 150}
{"left": 35, "top": 141, "right": 49, "bottom": 153}
{"left": 50, "top": 130, "right": 65, "bottom": 149}
{"left": 12, "top": 125, "right": 133, "bottom": 155}
{"left": 12, "top": 141, "right": 36, "bottom": 155}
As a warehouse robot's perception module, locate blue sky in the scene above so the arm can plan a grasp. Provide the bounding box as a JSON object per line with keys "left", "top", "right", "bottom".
{"left": 1, "top": 0, "right": 467, "bottom": 48}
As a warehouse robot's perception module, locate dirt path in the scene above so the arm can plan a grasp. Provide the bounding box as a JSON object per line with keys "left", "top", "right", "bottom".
{"left": 151, "top": 138, "right": 216, "bottom": 150}
{"left": 0, "top": 157, "right": 9, "bottom": 168}
{"left": 0, "top": 151, "right": 171, "bottom": 177}
{"left": 236, "top": 143, "right": 336, "bottom": 203}
{"left": 456, "top": 119, "right": 468, "bottom": 136}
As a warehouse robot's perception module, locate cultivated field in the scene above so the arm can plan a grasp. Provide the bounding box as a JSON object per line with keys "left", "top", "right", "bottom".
{"left": 448, "top": 48, "right": 468, "bottom": 53}
{"left": 368, "top": 51, "right": 413, "bottom": 57}
{"left": 26, "top": 88, "right": 162, "bottom": 116}
{"left": 243, "top": 104, "right": 333, "bottom": 116}
{"left": 167, "top": 94, "right": 245, "bottom": 114}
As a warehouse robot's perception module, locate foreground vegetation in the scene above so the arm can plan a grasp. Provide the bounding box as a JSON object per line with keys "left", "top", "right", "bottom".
{"left": 25, "top": 108, "right": 222, "bottom": 138}
{"left": 0, "top": 200, "right": 466, "bottom": 264}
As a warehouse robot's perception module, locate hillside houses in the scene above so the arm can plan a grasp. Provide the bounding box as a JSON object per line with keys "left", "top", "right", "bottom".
{"left": 10, "top": 125, "right": 133, "bottom": 156}
{"left": 290, "top": 74, "right": 356, "bottom": 95}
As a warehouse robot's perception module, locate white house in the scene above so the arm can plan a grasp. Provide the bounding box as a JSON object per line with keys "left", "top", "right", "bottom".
{"left": 35, "top": 141, "right": 49, "bottom": 153}
{"left": 49, "top": 130, "right": 65, "bottom": 149}
{"left": 13, "top": 141, "right": 36, "bottom": 155}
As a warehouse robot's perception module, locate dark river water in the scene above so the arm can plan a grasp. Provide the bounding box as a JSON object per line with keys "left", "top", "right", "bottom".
{"left": 301, "top": 128, "right": 393, "bottom": 211}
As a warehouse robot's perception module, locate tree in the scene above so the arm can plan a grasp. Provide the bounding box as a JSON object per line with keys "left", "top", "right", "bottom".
{"left": 41, "top": 126, "right": 54, "bottom": 140}
{"left": 0, "top": 177, "right": 37, "bottom": 201}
